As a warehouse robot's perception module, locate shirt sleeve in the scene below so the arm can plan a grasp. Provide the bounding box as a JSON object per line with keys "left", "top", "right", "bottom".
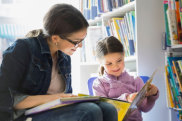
{"left": 0, "top": 39, "right": 30, "bottom": 120}
{"left": 92, "top": 78, "right": 108, "bottom": 97}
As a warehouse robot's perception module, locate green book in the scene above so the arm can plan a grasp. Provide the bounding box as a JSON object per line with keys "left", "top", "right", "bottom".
{"left": 164, "top": 0, "right": 171, "bottom": 46}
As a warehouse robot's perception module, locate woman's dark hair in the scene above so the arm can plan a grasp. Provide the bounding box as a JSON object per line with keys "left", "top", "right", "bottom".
{"left": 26, "top": 4, "right": 89, "bottom": 37}
{"left": 96, "top": 36, "right": 124, "bottom": 75}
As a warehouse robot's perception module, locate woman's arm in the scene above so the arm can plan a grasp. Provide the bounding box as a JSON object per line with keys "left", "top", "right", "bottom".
{"left": 14, "top": 93, "right": 76, "bottom": 110}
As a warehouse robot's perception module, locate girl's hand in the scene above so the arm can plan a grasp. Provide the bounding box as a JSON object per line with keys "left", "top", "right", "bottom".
{"left": 127, "top": 92, "right": 138, "bottom": 103}
{"left": 145, "top": 84, "right": 158, "bottom": 97}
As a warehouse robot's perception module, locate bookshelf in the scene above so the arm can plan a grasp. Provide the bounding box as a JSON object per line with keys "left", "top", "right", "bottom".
{"left": 71, "top": 0, "right": 171, "bottom": 121}
{"left": 163, "top": 0, "right": 182, "bottom": 120}
{"left": 165, "top": 46, "right": 182, "bottom": 121}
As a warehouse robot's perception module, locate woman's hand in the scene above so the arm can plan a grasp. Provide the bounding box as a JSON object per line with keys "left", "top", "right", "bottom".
{"left": 127, "top": 92, "right": 138, "bottom": 103}
{"left": 145, "top": 84, "right": 158, "bottom": 97}
{"left": 57, "top": 93, "right": 77, "bottom": 98}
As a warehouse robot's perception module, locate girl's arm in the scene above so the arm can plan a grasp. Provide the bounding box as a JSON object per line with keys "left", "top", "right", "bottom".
{"left": 92, "top": 78, "right": 108, "bottom": 97}
{"left": 14, "top": 93, "right": 76, "bottom": 110}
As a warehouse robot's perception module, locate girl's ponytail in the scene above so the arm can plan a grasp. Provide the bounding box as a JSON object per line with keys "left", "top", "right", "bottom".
{"left": 99, "top": 66, "right": 105, "bottom": 76}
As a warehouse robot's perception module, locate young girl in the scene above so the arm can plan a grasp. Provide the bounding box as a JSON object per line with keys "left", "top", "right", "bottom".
{"left": 93, "top": 36, "right": 159, "bottom": 121}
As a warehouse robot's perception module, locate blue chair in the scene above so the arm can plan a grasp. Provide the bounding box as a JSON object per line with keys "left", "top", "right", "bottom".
{"left": 87, "top": 76, "right": 149, "bottom": 96}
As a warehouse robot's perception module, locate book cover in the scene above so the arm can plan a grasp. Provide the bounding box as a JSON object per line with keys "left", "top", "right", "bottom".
{"left": 164, "top": 0, "right": 171, "bottom": 46}
{"left": 25, "top": 96, "right": 100, "bottom": 116}
{"left": 165, "top": 65, "right": 175, "bottom": 108}
{"left": 172, "top": 60, "right": 182, "bottom": 92}
{"left": 175, "top": 0, "right": 182, "bottom": 44}
{"left": 167, "top": 9, "right": 179, "bottom": 45}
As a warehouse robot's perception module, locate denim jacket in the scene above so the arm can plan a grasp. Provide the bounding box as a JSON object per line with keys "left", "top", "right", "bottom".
{"left": 0, "top": 34, "right": 72, "bottom": 121}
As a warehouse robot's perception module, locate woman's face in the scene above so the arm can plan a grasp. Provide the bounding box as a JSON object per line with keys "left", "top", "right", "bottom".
{"left": 56, "top": 28, "right": 87, "bottom": 56}
{"left": 101, "top": 52, "right": 125, "bottom": 77}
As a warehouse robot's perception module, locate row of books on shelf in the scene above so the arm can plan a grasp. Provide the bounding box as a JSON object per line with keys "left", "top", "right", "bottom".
{"left": 163, "top": 0, "right": 182, "bottom": 47}
{"left": 80, "top": 0, "right": 134, "bottom": 20}
{"left": 80, "top": 11, "right": 135, "bottom": 62}
{"left": 165, "top": 56, "right": 182, "bottom": 110}
{"left": 0, "top": 24, "right": 31, "bottom": 39}
{"left": 104, "top": 11, "right": 135, "bottom": 57}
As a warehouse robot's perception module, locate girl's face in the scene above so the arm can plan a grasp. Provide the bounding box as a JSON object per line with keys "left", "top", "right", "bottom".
{"left": 102, "top": 52, "right": 125, "bottom": 77}
{"left": 56, "top": 28, "right": 87, "bottom": 56}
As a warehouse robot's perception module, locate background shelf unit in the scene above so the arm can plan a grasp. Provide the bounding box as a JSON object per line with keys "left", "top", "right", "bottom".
{"left": 165, "top": 46, "right": 182, "bottom": 121}
{"left": 72, "top": 0, "right": 170, "bottom": 121}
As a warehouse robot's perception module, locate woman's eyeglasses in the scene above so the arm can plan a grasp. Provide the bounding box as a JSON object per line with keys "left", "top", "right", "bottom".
{"left": 59, "top": 35, "right": 84, "bottom": 47}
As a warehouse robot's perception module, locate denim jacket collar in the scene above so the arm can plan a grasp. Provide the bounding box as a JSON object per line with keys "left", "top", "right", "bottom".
{"left": 37, "top": 34, "right": 50, "bottom": 55}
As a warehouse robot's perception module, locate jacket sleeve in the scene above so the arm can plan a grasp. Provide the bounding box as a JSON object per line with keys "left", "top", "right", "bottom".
{"left": 0, "top": 39, "right": 30, "bottom": 120}
{"left": 92, "top": 78, "right": 108, "bottom": 97}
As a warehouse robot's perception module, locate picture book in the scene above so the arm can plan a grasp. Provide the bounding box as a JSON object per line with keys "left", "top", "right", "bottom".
{"left": 25, "top": 95, "right": 100, "bottom": 115}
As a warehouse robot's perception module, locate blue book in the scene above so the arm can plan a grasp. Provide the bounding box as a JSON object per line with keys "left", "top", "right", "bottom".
{"left": 83, "top": 8, "right": 91, "bottom": 20}
{"left": 91, "top": 6, "right": 97, "bottom": 20}
{"left": 128, "top": 39, "right": 135, "bottom": 55}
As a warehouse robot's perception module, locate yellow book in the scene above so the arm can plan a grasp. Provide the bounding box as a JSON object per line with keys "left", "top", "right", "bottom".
{"left": 112, "top": 18, "right": 123, "bottom": 41}
{"left": 101, "top": 97, "right": 130, "bottom": 121}
{"left": 165, "top": 65, "right": 175, "bottom": 108}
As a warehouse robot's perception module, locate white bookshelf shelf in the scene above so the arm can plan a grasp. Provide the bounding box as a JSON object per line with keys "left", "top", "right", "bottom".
{"left": 102, "top": 1, "right": 135, "bottom": 19}
{"left": 125, "top": 55, "right": 136, "bottom": 62}
{"left": 88, "top": 17, "right": 102, "bottom": 26}
{"left": 171, "top": 44, "right": 182, "bottom": 49}
{"left": 88, "top": 1, "right": 135, "bottom": 26}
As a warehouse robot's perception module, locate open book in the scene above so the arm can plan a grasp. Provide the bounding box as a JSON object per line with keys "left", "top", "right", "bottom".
{"left": 25, "top": 95, "right": 100, "bottom": 115}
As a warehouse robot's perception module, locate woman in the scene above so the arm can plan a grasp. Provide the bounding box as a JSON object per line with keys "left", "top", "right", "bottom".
{"left": 0, "top": 4, "right": 117, "bottom": 121}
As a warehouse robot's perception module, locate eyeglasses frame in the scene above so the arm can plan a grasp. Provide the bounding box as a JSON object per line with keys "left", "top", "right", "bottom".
{"left": 59, "top": 35, "right": 84, "bottom": 47}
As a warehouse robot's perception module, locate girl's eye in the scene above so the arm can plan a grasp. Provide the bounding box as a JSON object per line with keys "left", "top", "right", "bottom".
{"left": 117, "top": 59, "right": 122, "bottom": 63}
{"left": 106, "top": 63, "right": 112, "bottom": 66}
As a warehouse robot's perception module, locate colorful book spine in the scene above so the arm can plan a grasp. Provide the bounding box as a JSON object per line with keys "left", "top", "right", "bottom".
{"left": 164, "top": 0, "right": 171, "bottom": 46}
{"left": 167, "top": 9, "right": 179, "bottom": 45}
{"left": 175, "top": 0, "right": 182, "bottom": 44}
{"left": 165, "top": 65, "right": 175, "bottom": 108}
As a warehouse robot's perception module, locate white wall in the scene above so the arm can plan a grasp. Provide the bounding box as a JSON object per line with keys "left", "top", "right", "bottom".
{"left": 136, "top": 0, "right": 169, "bottom": 121}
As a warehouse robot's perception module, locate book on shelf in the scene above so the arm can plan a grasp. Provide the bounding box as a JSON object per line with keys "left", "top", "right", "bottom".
{"left": 163, "top": 0, "right": 171, "bottom": 46}
{"left": 165, "top": 65, "right": 175, "bottom": 108}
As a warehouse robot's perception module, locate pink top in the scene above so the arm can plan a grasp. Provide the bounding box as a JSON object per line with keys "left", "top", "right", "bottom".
{"left": 93, "top": 71, "right": 159, "bottom": 121}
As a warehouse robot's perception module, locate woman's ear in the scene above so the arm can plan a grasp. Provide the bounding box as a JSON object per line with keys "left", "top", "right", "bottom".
{"left": 51, "top": 35, "right": 60, "bottom": 44}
